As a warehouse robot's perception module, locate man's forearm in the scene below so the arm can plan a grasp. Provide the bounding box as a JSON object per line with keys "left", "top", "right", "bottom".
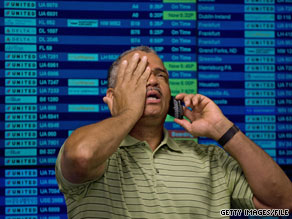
{"left": 174, "top": 93, "right": 292, "bottom": 210}
{"left": 220, "top": 122, "right": 292, "bottom": 210}
{"left": 62, "top": 111, "right": 138, "bottom": 183}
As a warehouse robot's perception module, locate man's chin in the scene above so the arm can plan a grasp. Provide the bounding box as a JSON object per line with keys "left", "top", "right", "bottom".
{"left": 142, "top": 112, "right": 160, "bottom": 118}
{"left": 142, "top": 106, "right": 167, "bottom": 119}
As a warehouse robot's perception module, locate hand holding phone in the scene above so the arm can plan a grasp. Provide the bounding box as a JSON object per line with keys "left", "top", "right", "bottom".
{"left": 168, "top": 96, "right": 184, "bottom": 119}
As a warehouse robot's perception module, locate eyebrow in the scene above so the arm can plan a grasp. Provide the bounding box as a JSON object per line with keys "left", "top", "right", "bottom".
{"left": 152, "top": 67, "right": 168, "bottom": 75}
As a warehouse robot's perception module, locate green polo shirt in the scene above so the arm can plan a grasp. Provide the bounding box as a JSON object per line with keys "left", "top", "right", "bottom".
{"left": 55, "top": 129, "right": 255, "bottom": 219}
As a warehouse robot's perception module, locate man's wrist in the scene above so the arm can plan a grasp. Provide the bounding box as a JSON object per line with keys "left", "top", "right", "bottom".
{"left": 115, "top": 108, "right": 142, "bottom": 124}
{"left": 217, "top": 124, "right": 240, "bottom": 147}
{"left": 210, "top": 118, "right": 233, "bottom": 141}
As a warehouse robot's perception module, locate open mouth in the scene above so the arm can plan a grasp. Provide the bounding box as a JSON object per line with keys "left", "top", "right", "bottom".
{"left": 146, "top": 90, "right": 161, "bottom": 100}
{"left": 146, "top": 89, "right": 161, "bottom": 103}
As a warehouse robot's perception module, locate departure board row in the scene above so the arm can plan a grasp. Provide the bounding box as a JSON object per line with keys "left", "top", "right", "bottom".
{"left": 1, "top": 0, "right": 292, "bottom": 218}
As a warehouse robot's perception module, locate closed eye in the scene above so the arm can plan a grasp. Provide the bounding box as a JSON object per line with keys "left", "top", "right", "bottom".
{"left": 158, "top": 73, "right": 167, "bottom": 78}
{"left": 155, "top": 72, "right": 168, "bottom": 80}
{"left": 158, "top": 73, "right": 169, "bottom": 82}
{"left": 152, "top": 68, "right": 169, "bottom": 82}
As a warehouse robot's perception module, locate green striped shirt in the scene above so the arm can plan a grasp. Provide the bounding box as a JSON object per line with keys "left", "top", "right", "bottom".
{"left": 56, "top": 129, "right": 255, "bottom": 219}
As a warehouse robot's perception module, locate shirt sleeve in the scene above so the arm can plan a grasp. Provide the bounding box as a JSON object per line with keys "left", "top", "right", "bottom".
{"left": 55, "top": 144, "right": 100, "bottom": 200}
{"left": 217, "top": 146, "right": 255, "bottom": 209}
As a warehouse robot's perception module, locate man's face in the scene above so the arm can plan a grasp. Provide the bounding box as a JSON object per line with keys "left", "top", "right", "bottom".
{"left": 120, "top": 51, "right": 171, "bottom": 118}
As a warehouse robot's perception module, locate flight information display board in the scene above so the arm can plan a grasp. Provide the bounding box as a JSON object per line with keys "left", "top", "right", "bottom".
{"left": 0, "top": 0, "right": 291, "bottom": 218}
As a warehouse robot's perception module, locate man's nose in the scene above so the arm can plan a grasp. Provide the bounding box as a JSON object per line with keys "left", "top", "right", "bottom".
{"left": 147, "top": 73, "right": 158, "bottom": 86}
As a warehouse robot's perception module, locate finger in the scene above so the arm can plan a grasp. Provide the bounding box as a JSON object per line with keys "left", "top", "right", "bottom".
{"left": 174, "top": 118, "right": 200, "bottom": 138}
{"left": 176, "top": 93, "right": 196, "bottom": 108}
{"left": 183, "top": 108, "right": 196, "bottom": 121}
{"left": 191, "top": 94, "right": 200, "bottom": 107}
{"left": 190, "top": 94, "right": 203, "bottom": 112}
{"left": 124, "top": 53, "right": 140, "bottom": 82}
{"left": 174, "top": 118, "right": 192, "bottom": 133}
{"left": 194, "top": 94, "right": 207, "bottom": 105}
{"left": 192, "top": 94, "right": 211, "bottom": 112}
{"left": 116, "top": 60, "right": 128, "bottom": 86}
{"left": 194, "top": 94, "right": 211, "bottom": 105}
{"left": 133, "top": 56, "right": 148, "bottom": 80}
{"left": 139, "top": 66, "right": 151, "bottom": 83}
{"left": 175, "top": 93, "right": 187, "bottom": 100}
{"left": 183, "top": 94, "right": 195, "bottom": 108}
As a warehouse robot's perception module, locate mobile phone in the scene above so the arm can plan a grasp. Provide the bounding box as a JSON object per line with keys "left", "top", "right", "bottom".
{"left": 168, "top": 96, "right": 184, "bottom": 119}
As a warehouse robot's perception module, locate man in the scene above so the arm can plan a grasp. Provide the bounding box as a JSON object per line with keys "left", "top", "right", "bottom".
{"left": 56, "top": 46, "right": 292, "bottom": 218}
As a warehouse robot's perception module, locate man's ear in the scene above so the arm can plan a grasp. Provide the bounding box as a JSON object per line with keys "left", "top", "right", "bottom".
{"left": 103, "top": 88, "right": 114, "bottom": 115}
{"left": 106, "top": 88, "right": 114, "bottom": 99}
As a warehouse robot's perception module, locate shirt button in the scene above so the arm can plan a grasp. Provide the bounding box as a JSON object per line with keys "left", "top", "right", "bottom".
{"left": 156, "top": 169, "right": 159, "bottom": 174}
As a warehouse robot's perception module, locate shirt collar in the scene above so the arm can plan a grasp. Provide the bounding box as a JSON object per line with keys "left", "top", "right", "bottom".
{"left": 120, "top": 128, "right": 182, "bottom": 153}
{"left": 120, "top": 134, "right": 141, "bottom": 147}
{"left": 161, "top": 128, "right": 182, "bottom": 152}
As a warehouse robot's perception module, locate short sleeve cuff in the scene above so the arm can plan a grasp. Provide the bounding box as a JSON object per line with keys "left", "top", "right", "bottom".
{"left": 55, "top": 144, "right": 95, "bottom": 199}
